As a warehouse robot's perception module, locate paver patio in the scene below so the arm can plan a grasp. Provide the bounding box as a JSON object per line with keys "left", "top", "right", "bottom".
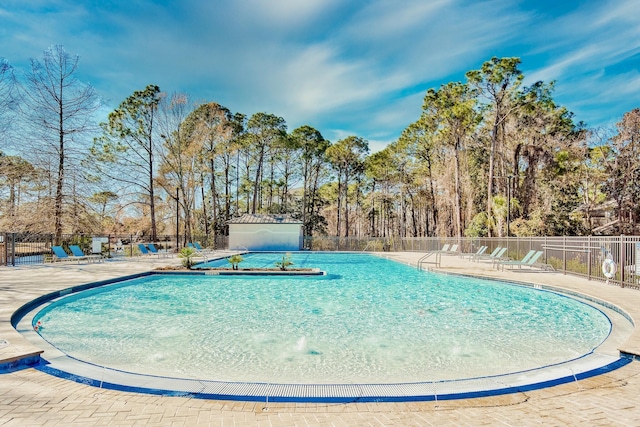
{"left": 1, "top": 252, "right": 639, "bottom": 426}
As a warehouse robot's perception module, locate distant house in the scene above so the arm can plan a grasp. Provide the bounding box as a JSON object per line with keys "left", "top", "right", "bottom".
{"left": 228, "top": 214, "right": 303, "bottom": 251}
{"left": 575, "top": 199, "right": 616, "bottom": 234}
{"left": 574, "top": 198, "right": 640, "bottom": 235}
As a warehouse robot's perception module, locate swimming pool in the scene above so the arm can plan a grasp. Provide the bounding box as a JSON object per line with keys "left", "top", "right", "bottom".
{"left": 29, "top": 252, "right": 618, "bottom": 392}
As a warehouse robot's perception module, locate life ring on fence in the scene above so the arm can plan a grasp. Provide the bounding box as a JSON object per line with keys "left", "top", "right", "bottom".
{"left": 602, "top": 258, "right": 617, "bottom": 279}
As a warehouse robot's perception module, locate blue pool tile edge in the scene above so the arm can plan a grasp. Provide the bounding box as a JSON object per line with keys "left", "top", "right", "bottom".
{"left": 34, "top": 357, "right": 632, "bottom": 403}
{"left": 0, "top": 354, "right": 44, "bottom": 374}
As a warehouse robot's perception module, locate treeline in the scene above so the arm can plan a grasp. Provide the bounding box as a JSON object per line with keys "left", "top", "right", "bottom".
{"left": 1, "top": 46, "right": 639, "bottom": 242}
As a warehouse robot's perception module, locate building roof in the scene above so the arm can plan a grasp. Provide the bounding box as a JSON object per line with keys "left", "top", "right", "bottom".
{"left": 227, "top": 214, "right": 303, "bottom": 225}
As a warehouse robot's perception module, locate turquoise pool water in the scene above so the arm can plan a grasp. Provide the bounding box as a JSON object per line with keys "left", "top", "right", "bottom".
{"left": 33, "top": 252, "right": 612, "bottom": 384}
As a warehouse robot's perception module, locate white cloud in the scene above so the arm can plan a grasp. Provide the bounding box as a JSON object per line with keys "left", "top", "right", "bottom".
{"left": 519, "top": 0, "right": 640, "bottom": 126}
{"left": 232, "top": 0, "right": 342, "bottom": 27}
{"left": 344, "top": 0, "right": 452, "bottom": 40}
{"left": 3, "top": 0, "right": 639, "bottom": 146}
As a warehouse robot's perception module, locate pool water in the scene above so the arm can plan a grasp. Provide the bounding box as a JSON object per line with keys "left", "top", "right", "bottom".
{"left": 34, "top": 252, "right": 611, "bottom": 384}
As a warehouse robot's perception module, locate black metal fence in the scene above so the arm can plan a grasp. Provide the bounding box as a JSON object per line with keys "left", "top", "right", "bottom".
{"left": 304, "top": 235, "right": 640, "bottom": 289}
{"left": 0, "top": 232, "right": 229, "bottom": 266}
{"left": 3, "top": 232, "right": 639, "bottom": 290}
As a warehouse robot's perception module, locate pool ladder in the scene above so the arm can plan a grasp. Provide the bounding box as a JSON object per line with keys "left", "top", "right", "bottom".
{"left": 418, "top": 250, "right": 441, "bottom": 270}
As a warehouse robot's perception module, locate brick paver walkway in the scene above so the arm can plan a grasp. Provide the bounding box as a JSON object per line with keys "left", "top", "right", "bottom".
{"left": 1, "top": 252, "right": 640, "bottom": 426}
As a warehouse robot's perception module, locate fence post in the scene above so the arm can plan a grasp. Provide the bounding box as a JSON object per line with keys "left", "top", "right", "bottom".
{"left": 620, "top": 234, "right": 626, "bottom": 288}
{"left": 562, "top": 236, "right": 567, "bottom": 274}
{"left": 0, "top": 232, "right": 5, "bottom": 266}
{"left": 10, "top": 233, "right": 16, "bottom": 267}
{"left": 587, "top": 235, "right": 591, "bottom": 280}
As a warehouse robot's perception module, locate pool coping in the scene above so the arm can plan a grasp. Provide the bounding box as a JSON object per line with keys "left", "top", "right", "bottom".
{"left": 28, "top": 356, "right": 633, "bottom": 403}
{"left": 8, "top": 262, "right": 636, "bottom": 403}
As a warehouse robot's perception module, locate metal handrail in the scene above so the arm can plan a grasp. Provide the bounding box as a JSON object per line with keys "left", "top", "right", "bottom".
{"left": 542, "top": 245, "right": 600, "bottom": 252}
{"left": 418, "top": 250, "right": 441, "bottom": 270}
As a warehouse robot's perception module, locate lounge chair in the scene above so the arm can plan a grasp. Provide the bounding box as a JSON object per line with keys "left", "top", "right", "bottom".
{"left": 435, "top": 244, "right": 458, "bottom": 254}
{"left": 51, "top": 245, "right": 86, "bottom": 263}
{"left": 490, "top": 247, "right": 510, "bottom": 266}
{"left": 147, "top": 243, "right": 171, "bottom": 257}
{"left": 438, "top": 244, "right": 450, "bottom": 252}
{"left": 193, "top": 242, "right": 212, "bottom": 253}
{"left": 461, "top": 246, "right": 487, "bottom": 260}
{"left": 496, "top": 250, "right": 536, "bottom": 270}
{"left": 69, "top": 245, "right": 102, "bottom": 263}
{"left": 137, "top": 243, "right": 151, "bottom": 256}
{"left": 474, "top": 247, "right": 503, "bottom": 262}
{"left": 498, "top": 251, "right": 553, "bottom": 271}
{"left": 186, "top": 242, "right": 210, "bottom": 259}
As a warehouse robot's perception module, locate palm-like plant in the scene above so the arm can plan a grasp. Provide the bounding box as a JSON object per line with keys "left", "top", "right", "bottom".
{"left": 227, "top": 254, "right": 244, "bottom": 270}
{"left": 275, "top": 254, "right": 294, "bottom": 271}
{"left": 178, "top": 247, "right": 197, "bottom": 269}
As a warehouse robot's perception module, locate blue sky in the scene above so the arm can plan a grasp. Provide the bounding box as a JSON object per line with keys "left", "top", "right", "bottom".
{"left": 1, "top": 0, "right": 639, "bottom": 151}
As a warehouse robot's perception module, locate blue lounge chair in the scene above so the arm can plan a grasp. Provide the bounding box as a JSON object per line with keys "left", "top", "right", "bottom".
{"left": 147, "top": 243, "right": 170, "bottom": 257}
{"left": 51, "top": 245, "right": 86, "bottom": 263}
{"left": 69, "top": 245, "right": 102, "bottom": 262}
{"left": 193, "top": 242, "right": 213, "bottom": 254}
{"left": 137, "top": 243, "right": 151, "bottom": 255}
{"left": 51, "top": 245, "right": 71, "bottom": 262}
{"left": 185, "top": 242, "right": 209, "bottom": 262}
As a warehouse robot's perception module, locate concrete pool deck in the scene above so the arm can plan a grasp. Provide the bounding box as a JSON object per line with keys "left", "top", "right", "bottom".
{"left": 2, "top": 252, "right": 640, "bottom": 425}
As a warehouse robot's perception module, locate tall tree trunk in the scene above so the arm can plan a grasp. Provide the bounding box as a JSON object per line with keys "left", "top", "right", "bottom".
{"left": 302, "top": 160, "right": 309, "bottom": 234}
{"left": 268, "top": 160, "right": 274, "bottom": 210}
{"left": 336, "top": 174, "right": 342, "bottom": 236}
{"left": 210, "top": 156, "right": 217, "bottom": 234}
{"left": 251, "top": 145, "right": 264, "bottom": 214}
{"left": 454, "top": 142, "right": 463, "bottom": 240}
{"left": 408, "top": 190, "right": 418, "bottom": 237}
{"left": 235, "top": 151, "right": 240, "bottom": 216}
{"left": 201, "top": 173, "right": 208, "bottom": 237}
{"left": 54, "top": 83, "right": 64, "bottom": 244}
{"left": 54, "top": 131, "right": 64, "bottom": 244}
{"left": 224, "top": 154, "right": 231, "bottom": 235}
{"left": 486, "top": 120, "right": 498, "bottom": 238}
{"left": 148, "top": 136, "right": 157, "bottom": 241}
{"left": 344, "top": 169, "right": 350, "bottom": 237}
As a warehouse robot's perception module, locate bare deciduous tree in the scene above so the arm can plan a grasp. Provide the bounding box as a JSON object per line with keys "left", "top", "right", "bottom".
{"left": 21, "top": 45, "right": 100, "bottom": 242}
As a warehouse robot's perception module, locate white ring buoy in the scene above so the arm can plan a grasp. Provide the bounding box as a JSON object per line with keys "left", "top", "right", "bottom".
{"left": 602, "top": 258, "right": 616, "bottom": 279}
